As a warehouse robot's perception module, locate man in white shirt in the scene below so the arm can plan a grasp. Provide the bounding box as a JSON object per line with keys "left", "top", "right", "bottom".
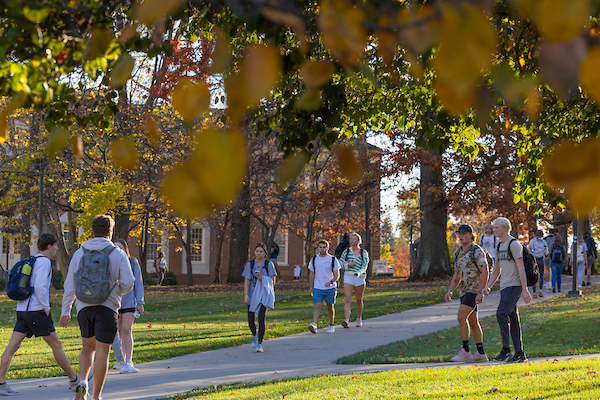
{"left": 0, "top": 234, "right": 79, "bottom": 396}
{"left": 308, "top": 240, "right": 341, "bottom": 334}
{"left": 479, "top": 224, "right": 497, "bottom": 263}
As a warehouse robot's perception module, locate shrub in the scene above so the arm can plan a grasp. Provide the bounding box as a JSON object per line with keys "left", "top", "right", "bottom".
{"left": 52, "top": 270, "right": 64, "bottom": 290}
{"left": 162, "top": 272, "right": 178, "bottom": 286}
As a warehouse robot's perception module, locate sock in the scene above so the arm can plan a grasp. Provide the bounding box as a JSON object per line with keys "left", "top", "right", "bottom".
{"left": 476, "top": 342, "right": 485, "bottom": 355}
{"left": 462, "top": 341, "right": 470, "bottom": 352}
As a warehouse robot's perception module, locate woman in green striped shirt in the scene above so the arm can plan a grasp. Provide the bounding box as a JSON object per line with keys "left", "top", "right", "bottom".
{"left": 339, "top": 233, "right": 370, "bottom": 328}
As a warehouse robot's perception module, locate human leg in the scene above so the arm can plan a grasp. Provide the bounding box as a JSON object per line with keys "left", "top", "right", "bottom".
{"left": 577, "top": 261, "right": 585, "bottom": 287}
{"left": 587, "top": 255, "right": 593, "bottom": 284}
{"left": 42, "top": 331, "right": 77, "bottom": 381}
{"left": 343, "top": 283, "right": 354, "bottom": 322}
{"left": 326, "top": 304, "right": 335, "bottom": 326}
{"left": 457, "top": 304, "right": 474, "bottom": 343}
{"left": 257, "top": 305, "right": 267, "bottom": 343}
{"left": 0, "top": 331, "right": 27, "bottom": 383}
{"left": 312, "top": 302, "right": 323, "bottom": 325}
{"left": 247, "top": 308, "right": 256, "bottom": 336}
{"left": 79, "top": 336, "right": 96, "bottom": 386}
{"left": 92, "top": 340, "right": 112, "bottom": 399}
{"left": 119, "top": 312, "right": 135, "bottom": 363}
{"left": 496, "top": 287, "right": 521, "bottom": 350}
{"left": 354, "top": 284, "right": 365, "bottom": 320}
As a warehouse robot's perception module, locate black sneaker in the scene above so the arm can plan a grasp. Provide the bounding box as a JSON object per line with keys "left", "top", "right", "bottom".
{"left": 587, "top": 282, "right": 592, "bottom": 286}
{"left": 552, "top": 288, "right": 556, "bottom": 293}
{"left": 508, "top": 351, "right": 528, "bottom": 363}
{"left": 492, "top": 349, "right": 512, "bottom": 362}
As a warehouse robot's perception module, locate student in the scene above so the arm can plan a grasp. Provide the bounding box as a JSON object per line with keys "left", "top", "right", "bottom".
{"left": 114, "top": 239, "right": 144, "bottom": 374}
{"left": 242, "top": 243, "right": 276, "bottom": 353}
{"left": 154, "top": 252, "right": 167, "bottom": 287}
{"left": 527, "top": 230, "right": 548, "bottom": 298}
{"left": 308, "top": 240, "right": 341, "bottom": 334}
{"left": 60, "top": 214, "right": 134, "bottom": 400}
{"left": 544, "top": 228, "right": 557, "bottom": 290}
{"left": 483, "top": 217, "right": 531, "bottom": 363}
{"left": 549, "top": 234, "right": 565, "bottom": 293}
{"left": 446, "top": 225, "right": 489, "bottom": 363}
{"left": 583, "top": 231, "right": 597, "bottom": 286}
{"left": 479, "top": 224, "right": 497, "bottom": 263}
{"left": 570, "top": 238, "right": 588, "bottom": 289}
{"left": 293, "top": 265, "right": 302, "bottom": 280}
{"left": 339, "top": 233, "right": 369, "bottom": 328}
{"left": 0, "top": 234, "right": 79, "bottom": 396}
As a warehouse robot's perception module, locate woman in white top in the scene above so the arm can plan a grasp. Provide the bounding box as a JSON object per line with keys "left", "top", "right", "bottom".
{"left": 339, "top": 233, "right": 370, "bottom": 328}
{"left": 154, "top": 251, "right": 167, "bottom": 287}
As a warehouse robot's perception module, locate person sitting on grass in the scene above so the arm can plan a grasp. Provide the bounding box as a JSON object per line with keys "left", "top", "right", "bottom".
{"left": 446, "top": 224, "right": 490, "bottom": 363}
{"left": 308, "top": 240, "right": 341, "bottom": 334}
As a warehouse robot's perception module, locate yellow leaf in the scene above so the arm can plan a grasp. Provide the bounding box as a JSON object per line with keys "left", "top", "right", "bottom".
{"left": 133, "top": 0, "right": 186, "bottom": 25}
{"left": 7, "top": 92, "right": 27, "bottom": 114}
{"left": 299, "top": 60, "right": 335, "bottom": 89}
{"left": 529, "top": 0, "right": 590, "bottom": 42}
{"left": 144, "top": 112, "right": 161, "bottom": 143}
{"left": 46, "top": 127, "right": 69, "bottom": 159}
{"left": 171, "top": 78, "right": 210, "bottom": 121}
{"left": 225, "top": 43, "right": 281, "bottom": 122}
{"left": 110, "top": 53, "right": 135, "bottom": 88}
{"left": 278, "top": 152, "right": 309, "bottom": 190}
{"left": 335, "top": 146, "right": 363, "bottom": 184}
{"left": 525, "top": 87, "right": 541, "bottom": 122}
{"left": 294, "top": 89, "right": 322, "bottom": 111}
{"left": 71, "top": 134, "right": 83, "bottom": 161}
{"left": 162, "top": 128, "right": 247, "bottom": 218}
{"left": 580, "top": 46, "right": 600, "bottom": 104}
{"left": 317, "top": 0, "right": 368, "bottom": 66}
{"left": 209, "top": 27, "right": 232, "bottom": 74}
{"left": 83, "top": 28, "right": 114, "bottom": 61}
{"left": 0, "top": 110, "right": 7, "bottom": 143}
{"left": 399, "top": 6, "right": 440, "bottom": 55}
{"left": 111, "top": 137, "right": 138, "bottom": 170}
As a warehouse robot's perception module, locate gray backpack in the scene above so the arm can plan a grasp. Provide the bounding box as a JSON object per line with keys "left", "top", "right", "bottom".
{"left": 75, "top": 245, "right": 116, "bottom": 303}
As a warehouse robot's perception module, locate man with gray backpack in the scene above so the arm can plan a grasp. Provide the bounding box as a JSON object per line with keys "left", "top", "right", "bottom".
{"left": 60, "top": 215, "right": 134, "bottom": 400}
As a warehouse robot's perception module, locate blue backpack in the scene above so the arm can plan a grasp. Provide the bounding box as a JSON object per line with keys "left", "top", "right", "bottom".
{"left": 6, "top": 256, "right": 41, "bottom": 301}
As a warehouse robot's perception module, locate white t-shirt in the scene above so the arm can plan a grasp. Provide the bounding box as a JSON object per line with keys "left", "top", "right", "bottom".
{"left": 479, "top": 234, "right": 497, "bottom": 259}
{"left": 308, "top": 254, "right": 341, "bottom": 290}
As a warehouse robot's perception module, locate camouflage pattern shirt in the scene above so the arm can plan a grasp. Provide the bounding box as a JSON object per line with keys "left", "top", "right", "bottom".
{"left": 454, "top": 244, "right": 488, "bottom": 297}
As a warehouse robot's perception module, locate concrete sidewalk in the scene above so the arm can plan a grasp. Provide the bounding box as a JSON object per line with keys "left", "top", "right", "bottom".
{"left": 7, "top": 275, "right": 599, "bottom": 400}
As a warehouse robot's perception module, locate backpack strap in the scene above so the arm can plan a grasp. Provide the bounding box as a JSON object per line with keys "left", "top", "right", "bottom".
{"left": 310, "top": 255, "right": 317, "bottom": 270}
{"left": 507, "top": 238, "right": 516, "bottom": 261}
{"left": 331, "top": 256, "right": 335, "bottom": 272}
{"left": 27, "top": 255, "right": 47, "bottom": 312}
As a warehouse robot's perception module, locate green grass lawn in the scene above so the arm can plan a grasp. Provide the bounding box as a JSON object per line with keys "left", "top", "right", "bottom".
{"left": 338, "top": 284, "right": 600, "bottom": 364}
{"left": 0, "top": 281, "right": 447, "bottom": 380}
{"left": 162, "top": 357, "right": 600, "bottom": 399}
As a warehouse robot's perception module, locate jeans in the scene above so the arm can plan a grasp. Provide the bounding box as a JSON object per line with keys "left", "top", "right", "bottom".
{"left": 496, "top": 286, "right": 523, "bottom": 352}
{"left": 531, "top": 257, "right": 544, "bottom": 292}
{"left": 576, "top": 261, "right": 585, "bottom": 287}
{"left": 550, "top": 262, "right": 562, "bottom": 291}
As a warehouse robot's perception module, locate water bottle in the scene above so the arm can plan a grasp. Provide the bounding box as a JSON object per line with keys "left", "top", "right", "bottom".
{"left": 133, "top": 310, "right": 141, "bottom": 318}
{"left": 18, "top": 263, "right": 32, "bottom": 288}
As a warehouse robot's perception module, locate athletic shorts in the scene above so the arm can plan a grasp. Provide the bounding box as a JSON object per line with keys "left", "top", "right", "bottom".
{"left": 119, "top": 307, "right": 135, "bottom": 314}
{"left": 77, "top": 305, "right": 118, "bottom": 344}
{"left": 312, "top": 288, "right": 337, "bottom": 305}
{"left": 14, "top": 311, "right": 55, "bottom": 338}
{"left": 343, "top": 273, "right": 366, "bottom": 287}
{"left": 460, "top": 292, "right": 478, "bottom": 311}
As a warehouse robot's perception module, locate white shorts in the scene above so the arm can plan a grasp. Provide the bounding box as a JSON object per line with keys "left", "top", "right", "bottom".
{"left": 343, "top": 273, "right": 366, "bottom": 287}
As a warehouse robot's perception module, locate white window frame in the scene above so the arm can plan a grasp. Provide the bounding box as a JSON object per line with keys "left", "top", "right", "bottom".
{"left": 182, "top": 224, "right": 210, "bottom": 275}
{"left": 274, "top": 231, "right": 289, "bottom": 266}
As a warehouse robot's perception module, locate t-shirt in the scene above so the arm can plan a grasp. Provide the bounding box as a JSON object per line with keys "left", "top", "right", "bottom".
{"left": 308, "top": 254, "right": 341, "bottom": 290}
{"left": 454, "top": 244, "right": 487, "bottom": 296}
{"left": 242, "top": 259, "right": 277, "bottom": 300}
{"left": 496, "top": 238, "right": 523, "bottom": 290}
{"left": 479, "top": 234, "right": 497, "bottom": 259}
{"left": 528, "top": 237, "right": 548, "bottom": 259}
{"left": 570, "top": 242, "right": 588, "bottom": 264}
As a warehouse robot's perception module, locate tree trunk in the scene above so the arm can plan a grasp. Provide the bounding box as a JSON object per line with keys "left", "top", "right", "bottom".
{"left": 227, "top": 180, "right": 251, "bottom": 283}
{"left": 186, "top": 218, "right": 193, "bottom": 286}
{"left": 47, "top": 208, "right": 71, "bottom": 276}
{"left": 409, "top": 150, "right": 451, "bottom": 281}
{"left": 210, "top": 210, "right": 230, "bottom": 284}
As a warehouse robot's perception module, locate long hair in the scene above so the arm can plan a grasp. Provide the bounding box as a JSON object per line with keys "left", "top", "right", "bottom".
{"left": 115, "top": 238, "right": 137, "bottom": 262}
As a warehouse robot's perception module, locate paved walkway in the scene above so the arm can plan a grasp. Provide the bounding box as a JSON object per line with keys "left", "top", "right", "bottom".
{"left": 8, "top": 275, "right": 600, "bottom": 399}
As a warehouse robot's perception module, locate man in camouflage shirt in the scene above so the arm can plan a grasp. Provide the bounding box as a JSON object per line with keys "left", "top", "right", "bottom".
{"left": 445, "top": 224, "right": 490, "bottom": 363}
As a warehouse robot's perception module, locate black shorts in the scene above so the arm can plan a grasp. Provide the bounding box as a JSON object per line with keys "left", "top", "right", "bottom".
{"left": 460, "top": 292, "right": 478, "bottom": 311}
{"left": 14, "top": 311, "right": 55, "bottom": 338}
{"left": 119, "top": 307, "right": 135, "bottom": 314}
{"left": 77, "top": 306, "right": 118, "bottom": 344}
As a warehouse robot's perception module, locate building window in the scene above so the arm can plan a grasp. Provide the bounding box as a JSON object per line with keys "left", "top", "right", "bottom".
{"left": 2, "top": 237, "right": 7, "bottom": 254}
{"left": 62, "top": 224, "right": 71, "bottom": 251}
{"left": 146, "top": 233, "right": 162, "bottom": 261}
{"left": 189, "top": 228, "right": 202, "bottom": 262}
{"left": 274, "top": 231, "right": 288, "bottom": 265}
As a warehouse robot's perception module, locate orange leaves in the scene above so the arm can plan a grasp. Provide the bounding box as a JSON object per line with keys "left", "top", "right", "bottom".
{"left": 335, "top": 146, "right": 363, "bottom": 184}
{"left": 161, "top": 128, "right": 247, "bottom": 218}
{"left": 71, "top": 134, "right": 83, "bottom": 162}
{"left": 542, "top": 139, "right": 600, "bottom": 215}
{"left": 111, "top": 137, "right": 138, "bottom": 170}
{"left": 171, "top": 78, "right": 210, "bottom": 121}
{"left": 432, "top": 4, "right": 496, "bottom": 114}
{"left": 143, "top": 112, "right": 161, "bottom": 143}
{"left": 318, "top": 0, "right": 368, "bottom": 67}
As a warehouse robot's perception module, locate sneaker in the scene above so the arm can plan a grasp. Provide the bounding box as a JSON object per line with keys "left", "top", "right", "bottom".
{"left": 450, "top": 348, "right": 472, "bottom": 362}
{"left": 538, "top": 291, "right": 544, "bottom": 297}
{"left": 532, "top": 293, "right": 538, "bottom": 299}
{"left": 587, "top": 282, "right": 592, "bottom": 286}
{"left": 356, "top": 318, "right": 363, "bottom": 327}
{"left": 113, "top": 362, "right": 125, "bottom": 370}
{"left": 69, "top": 373, "right": 80, "bottom": 389}
{"left": 470, "top": 352, "right": 489, "bottom": 363}
{"left": 552, "top": 288, "right": 556, "bottom": 293}
{"left": 75, "top": 380, "right": 88, "bottom": 400}
{"left": 0, "top": 383, "right": 19, "bottom": 396}
{"left": 341, "top": 319, "right": 349, "bottom": 328}
{"left": 157, "top": 284, "right": 161, "bottom": 287}
{"left": 308, "top": 323, "right": 317, "bottom": 334}
{"left": 251, "top": 335, "right": 258, "bottom": 348}
{"left": 256, "top": 343, "right": 264, "bottom": 353}
{"left": 492, "top": 349, "right": 513, "bottom": 362}
{"left": 508, "top": 351, "right": 528, "bottom": 363}
{"left": 327, "top": 325, "right": 335, "bottom": 334}
{"left": 119, "top": 361, "right": 139, "bottom": 374}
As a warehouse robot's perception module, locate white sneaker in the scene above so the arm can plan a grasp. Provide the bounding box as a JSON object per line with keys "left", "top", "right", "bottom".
{"left": 356, "top": 318, "right": 363, "bottom": 327}
{"left": 75, "top": 380, "right": 88, "bottom": 400}
{"left": 327, "top": 325, "right": 335, "bottom": 333}
{"left": 0, "top": 382, "right": 19, "bottom": 396}
{"left": 469, "top": 352, "right": 489, "bottom": 363}
{"left": 450, "top": 348, "right": 473, "bottom": 362}
{"left": 113, "top": 362, "right": 125, "bottom": 370}
{"left": 308, "top": 323, "right": 317, "bottom": 334}
{"left": 119, "top": 361, "right": 139, "bottom": 374}
{"left": 69, "top": 373, "right": 80, "bottom": 389}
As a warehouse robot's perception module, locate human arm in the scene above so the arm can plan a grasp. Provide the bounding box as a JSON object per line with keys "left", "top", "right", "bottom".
{"left": 34, "top": 257, "right": 52, "bottom": 314}
{"left": 445, "top": 268, "right": 460, "bottom": 302}
{"left": 308, "top": 269, "right": 315, "bottom": 294}
{"left": 132, "top": 259, "right": 145, "bottom": 313}
{"left": 483, "top": 259, "right": 501, "bottom": 295}
{"left": 325, "top": 259, "right": 341, "bottom": 288}
{"left": 243, "top": 278, "right": 250, "bottom": 304}
{"left": 61, "top": 250, "right": 79, "bottom": 320}
{"left": 476, "top": 252, "right": 490, "bottom": 304}
{"left": 118, "top": 252, "right": 134, "bottom": 296}
{"left": 515, "top": 256, "right": 531, "bottom": 304}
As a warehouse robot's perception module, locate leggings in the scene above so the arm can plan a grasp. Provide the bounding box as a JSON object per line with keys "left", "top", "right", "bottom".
{"left": 157, "top": 268, "right": 165, "bottom": 285}
{"left": 247, "top": 305, "right": 267, "bottom": 343}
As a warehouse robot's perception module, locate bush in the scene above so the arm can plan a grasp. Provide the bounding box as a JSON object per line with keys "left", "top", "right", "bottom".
{"left": 52, "top": 270, "right": 64, "bottom": 290}
{"left": 162, "top": 272, "right": 178, "bottom": 286}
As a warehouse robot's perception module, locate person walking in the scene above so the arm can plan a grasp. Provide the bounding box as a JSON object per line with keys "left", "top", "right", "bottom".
{"left": 479, "top": 224, "right": 497, "bottom": 264}
{"left": 242, "top": 243, "right": 276, "bottom": 353}
{"left": 483, "top": 217, "right": 531, "bottom": 363}
{"left": 339, "top": 232, "right": 370, "bottom": 328}
{"left": 544, "top": 229, "right": 557, "bottom": 291}
{"left": 114, "top": 239, "right": 145, "bottom": 374}
{"left": 527, "top": 230, "right": 548, "bottom": 299}
{"left": 571, "top": 238, "right": 588, "bottom": 289}
{"left": 293, "top": 265, "right": 302, "bottom": 280}
{"left": 549, "top": 234, "right": 565, "bottom": 293}
{"left": 583, "top": 231, "right": 597, "bottom": 286}
{"left": 446, "top": 225, "right": 490, "bottom": 363}
{"left": 308, "top": 240, "right": 341, "bottom": 334}
{"left": 0, "top": 234, "right": 79, "bottom": 396}
{"left": 154, "top": 251, "right": 167, "bottom": 287}
{"left": 60, "top": 214, "right": 134, "bottom": 400}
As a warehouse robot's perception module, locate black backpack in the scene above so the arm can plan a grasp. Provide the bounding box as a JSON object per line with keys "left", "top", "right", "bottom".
{"left": 309, "top": 255, "right": 336, "bottom": 272}
{"left": 6, "top": 255, "right": 42, "bottom": 301}
{"left": 334, "top": 239, "right": 349, "bottom": 259}
{"left": 498, "top": 238, "right": 539, "bottom": 287}
{"left": 551, "top": 243, "right": 564, "bottom": 263}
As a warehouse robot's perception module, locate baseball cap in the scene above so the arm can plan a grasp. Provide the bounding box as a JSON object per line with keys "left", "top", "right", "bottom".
{"left": 456, "top": 224, "right": 473, "bottom": 234}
